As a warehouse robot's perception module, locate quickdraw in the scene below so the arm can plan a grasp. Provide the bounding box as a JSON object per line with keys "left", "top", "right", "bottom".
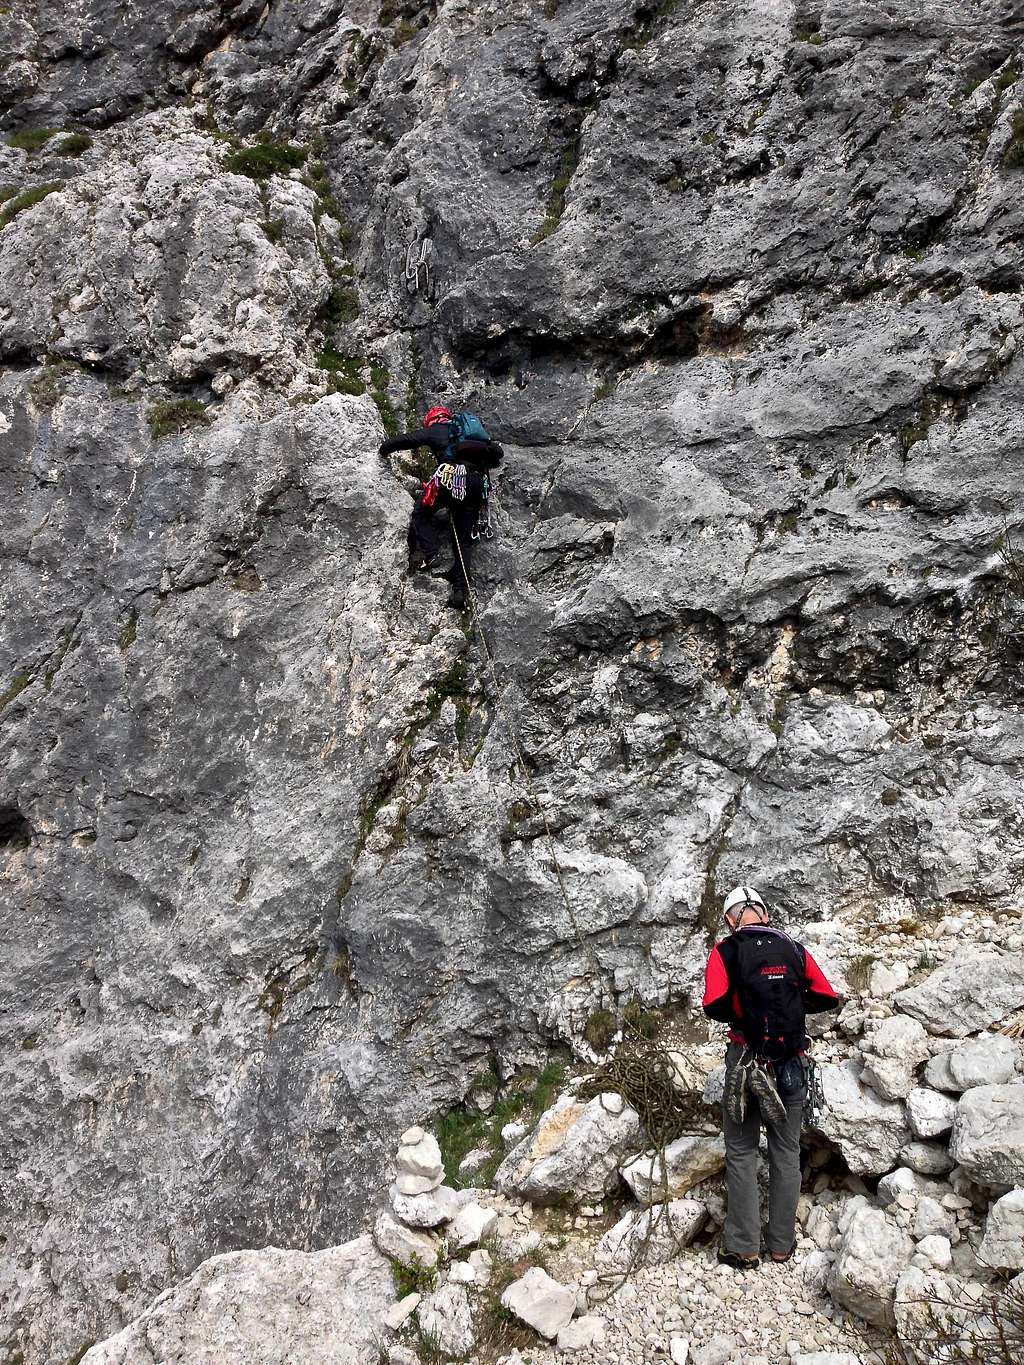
{"left": 404, "top": 232, "right": 434, "bottom": 296}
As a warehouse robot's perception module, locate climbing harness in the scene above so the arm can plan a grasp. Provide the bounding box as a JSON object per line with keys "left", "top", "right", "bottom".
{"left": 404, "top": 232, "right": 434, "bottom": 297}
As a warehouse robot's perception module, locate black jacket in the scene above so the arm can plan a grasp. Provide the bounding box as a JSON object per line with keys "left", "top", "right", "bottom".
{"left": 379, "top": 422, "right": 504, "bottom": 470}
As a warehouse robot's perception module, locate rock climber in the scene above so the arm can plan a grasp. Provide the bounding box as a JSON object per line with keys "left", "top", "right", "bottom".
{"left": 702, "top": 886, "right": 840, "bottom": 1270}
{"left": 379, "top": 405, "right": 504, "bottom": 611}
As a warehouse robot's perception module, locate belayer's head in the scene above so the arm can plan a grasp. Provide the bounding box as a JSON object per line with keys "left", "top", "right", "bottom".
{"left": 424, "top": 405, "right": 452, "bottom": 428}
{"left": 723, "top": 885, "right": 769, "bottom": 932}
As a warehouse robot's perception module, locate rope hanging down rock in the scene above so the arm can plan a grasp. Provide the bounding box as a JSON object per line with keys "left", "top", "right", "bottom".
{"left": 449, "top": 521, "right": 612, "bottom": 1008}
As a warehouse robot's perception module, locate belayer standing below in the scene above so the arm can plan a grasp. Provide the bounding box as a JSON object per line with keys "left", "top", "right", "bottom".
{"left": 379, "top": 405, "right": 504, "bottom": 610}
{"left": 702, "top": 886, "right": 839, "bottom": 1270}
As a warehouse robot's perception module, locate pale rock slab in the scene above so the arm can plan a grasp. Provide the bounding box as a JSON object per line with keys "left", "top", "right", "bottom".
{"left": 416, "top": 1284, "right": 475, "bottom": 1359}
{"left": 949, "top": 1083, "right": 1024, "bottom": 1186}
{"left": 813, "top": 1062, "right": 911, "bottom": 1175}
{"left": 913, "top": 1196, "right": 955, "bottom": 1240}
{"left": 493, "top": 1092, "right": 642, "bottom": 1204}
{"left": 556, "top": 1315, "right": 605, "bottom": 1351}
{"left": 924, "top": 1034, "right": 1020, "bottom": 1093}
{"left": 906, "top": 1088, "right": 956, "bottom": 1139}
{"left": 978, "top": 1188, "right": 1024, "bottom": 1270}
{"left": 500, "top": 1265, "right": 576, "bottom": 1339}
{"left": 827, "top": 1205, "right": 914, "bottom": 1328}
{"left": 595, "top": 1198, "right": 707, "bottom": 1268}
{"left": 81, "top": 1236, "right": 391, "bottom": 1364}
{"left": 620, "top": 1135, "right": 726, "bottom": 1204}
{"left": 895, "top": 950, "right": 1024, "bottom": 1037}
{"left": 373, "top": 1208, "right": 440, "bottom": 1270}
{"left": 389, "top": 1183, "right": 460, "bottom": 1228}
{"left": 792, "top": 1356, "right": 864, "bottom": 1365}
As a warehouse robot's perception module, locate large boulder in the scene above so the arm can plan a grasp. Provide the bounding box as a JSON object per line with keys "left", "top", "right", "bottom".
{"left": 978, "top": 1189, "right": 1024, "bottom": 1271}
{"left": 620, "top": 1135, "right": 726, "bottom": 1205}
{"left": 81, "top": 1237, "right": 390, "bottom": 1363}
{"left": 827, "top": 1205, "right": 914, "bottom": 1329}
{"left": 923, "top": 1034, "right": 1020, "bottom": 1093}
{"left": 859, "top": 1016, "right": 930, "bottom": 1101}
{"left": 813, "top": 1062, "right": 911, "bottom": 1175}
{"left": 595, "top": 1198, "right": 707, "bottom": 1269}
{"left": 894, "top": 1267, "right": 990, "bottom": 1364}
{"left": 493, "top": 1092, "right": 642, "bottom": 1205}
{"left": 895, "top": 951, "right": 1024, "bottom": 1037}
{"left": 949, "top": 1083, "right": 1024, "bottom": 1186}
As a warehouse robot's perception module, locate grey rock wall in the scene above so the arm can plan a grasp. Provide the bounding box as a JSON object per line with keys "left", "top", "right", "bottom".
{"left": 2, "top": 1, "right": 1024, "bottom": 1360}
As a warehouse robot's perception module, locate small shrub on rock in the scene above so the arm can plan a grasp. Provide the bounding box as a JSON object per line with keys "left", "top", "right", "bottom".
{"left": 0, "top": 182, "right": 64, "bottom": 230}
{"left": 224, "top": 140, "right": 307, "bottom": 181}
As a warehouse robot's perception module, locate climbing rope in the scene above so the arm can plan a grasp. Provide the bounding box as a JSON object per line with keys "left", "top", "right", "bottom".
{"left": 449, "top": 521, "right": 714, "bottom": 1291}
{"left": 404, "top": 232, "right": 434, "bottom": 296}
{"left": 449, "top": 519, "right": 611, "bottom": 1007}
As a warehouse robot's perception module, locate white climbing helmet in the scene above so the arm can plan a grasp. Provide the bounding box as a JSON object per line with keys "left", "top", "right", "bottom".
{"left": 723, "top": 885, "right": 767, "bottom": 919}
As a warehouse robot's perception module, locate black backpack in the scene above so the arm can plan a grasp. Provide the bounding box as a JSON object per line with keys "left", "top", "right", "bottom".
{"left": 727, "top": 930, "right": 807, "bottom": 1061}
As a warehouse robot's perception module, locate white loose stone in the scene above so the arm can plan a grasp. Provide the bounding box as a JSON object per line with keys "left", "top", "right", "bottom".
{"left": 448, "top": 1260, "right": 476, "bottom": 1284}
{"left": 914, "top": 1196, "right": 955, "bottom": 1240}
{"left": 899, "top": 1141, "right": 954, "bottom": 1176}
{"left": 389, "top": 1183, "right": 460, "bottom": 1228}
{"left": 906, "top": 1087, "right": 956, "bottom": 1139}
{"left": 500, "top": 1266, "right": 576, "bottom": 1339}
{"left": 555, "top": 1315, "right": 605, "bottom": 1351}
{"left": 827, "top": 1205, "right": 913, "bottom": 1328}
{"left": 915, "top": 1234, "right": 952, "bottom": 1270}
{"left": 670, "top": 1338, "right": 690, "bottom": 1365}
{"left": 452, "top": 1201, "right": 497, "bottom": 1249}
{"left": 384, "top": 1292, "right": 421, "bottom": 1330}
{"left": 395, "top": 1129, "right": 444, "bottom": 1195}
{"left": 813, "top": 1062, "right": 911, "bottom": 1175}
{"left": 595, "top": 1199, "right": 707, "bottom": 1268}
{"left": 373, "top": 1208, "right": 439, "bottom": 1270}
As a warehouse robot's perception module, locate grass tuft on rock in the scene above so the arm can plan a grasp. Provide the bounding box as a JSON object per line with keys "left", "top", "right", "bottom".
{"left": 54, "top": 132, "right": 92, "bottom": 156}
{"left": 6, "top": 127, "right": 58, "bottom": 152}
{"left": 0, "top": 182, "right": 64, "bottom": 230}
{"left": 224, "top": 140, "right": 307, "bottom": 181}
{"left": 146, "top": 399, "right": 211, "bottom": 439}
{"left": 317, "top": 345, "right": 366, "bottom": 395}
{"left": 1003, "top": 110, "right": 1024, "bottom": 169}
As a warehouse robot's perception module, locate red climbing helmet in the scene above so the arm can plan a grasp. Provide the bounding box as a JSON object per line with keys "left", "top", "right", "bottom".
{"left": 423, "top": 405, "right": 452, "bottom": 427}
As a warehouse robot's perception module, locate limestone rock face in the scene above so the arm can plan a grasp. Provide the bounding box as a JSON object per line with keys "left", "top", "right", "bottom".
{"left": 493, "top": 1092, "right": 642, "bottom": 1204}
{"left": 5, "top": 2, "right": 1024, "bottom": 1360}
{"left": 949, "top": 1083, "right": 1024, "bottom": 1186}
{"left": 79, "top": 1237, "right": 390, "bottom": 1364}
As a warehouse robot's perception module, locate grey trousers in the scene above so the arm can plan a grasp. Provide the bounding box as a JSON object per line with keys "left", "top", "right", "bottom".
{"left": 721, "top": 1044, "right": 806, "bottom": 1257}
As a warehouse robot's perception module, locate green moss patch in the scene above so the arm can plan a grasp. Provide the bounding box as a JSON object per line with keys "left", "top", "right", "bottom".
{"left": 146, "top": 399, "right": 211, "bottom": 439}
